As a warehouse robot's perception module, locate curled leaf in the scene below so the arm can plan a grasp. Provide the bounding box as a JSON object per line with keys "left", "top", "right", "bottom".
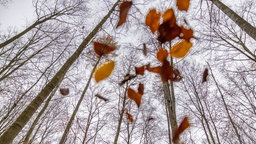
{"left": 143, "top": 43, "right": 147, "bottom": 56}
{"left": 127, "top": 88, "right": 142, "bottom": 107}
{"left": 202, "top": 68, "right": 208, "bottom": 83}
{"left": 117, "top": 1, "right": 133, "bottom": 28}
{"left": 173, "top": 116, "right": 190, "bottom": 141}
{"left": 126, "top": 112, "right": 134, "bottom": 122}
{"left": 145, "top": 9, "right": 161, "bottom": 33}
{"left": 170, "top": 40, "right": 192, "bottom": 58}
{"left": 157, "top": 48, "right": 168, "bottom": 62}
{"left": 60, "top": 88, "right": 69, "bottom": 96}
{"left": 93, "top": 42, "right": 116, "bottom": 56}
{"left": 94, "top": 61, "right": 115, "bottom": 82}
{"left": 176, "top": 0, "right": 190, "bottom": 11}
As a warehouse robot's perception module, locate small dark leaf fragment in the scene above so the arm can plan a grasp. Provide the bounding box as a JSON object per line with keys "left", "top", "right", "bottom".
{"left": 202, "top": 68, "right": 208, "bottom": 83}
{"left": 60, "top": 88, "right": 69, "bottom": 96}
{"left": 119, "top": 74, "right": 136, "bottom": 85}
{"left": 95, "top": 94, "right": 109, "bottom": 102}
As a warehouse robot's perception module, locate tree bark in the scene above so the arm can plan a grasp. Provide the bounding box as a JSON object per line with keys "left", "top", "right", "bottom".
{"left": 210, "top": 0, "right": 256, "bottom": 41}
{"left": 0, "top": 1, "right": 119, "bottom": 143}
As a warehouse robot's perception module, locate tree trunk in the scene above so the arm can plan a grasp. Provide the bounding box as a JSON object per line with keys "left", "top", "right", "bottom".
{"left": 210, "top": 0, "right": 256, "bottom": 41}
{"left": 0, "top": 1, "right": 119, "bottom": 143}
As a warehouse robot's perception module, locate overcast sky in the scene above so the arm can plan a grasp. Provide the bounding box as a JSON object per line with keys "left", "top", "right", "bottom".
{"left": 0, "top": 0, "right": 35, "bottom": 31}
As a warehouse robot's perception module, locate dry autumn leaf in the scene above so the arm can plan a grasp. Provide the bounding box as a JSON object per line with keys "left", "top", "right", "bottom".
{"left": 126, "top": 112, "right": 134, "bottom": 122}
{"left": 202, "top": 68, "right": 208, "bottom": 83}
{"left": 95, "top": 94, "right": 109, "bottom": 102}
{"left": 180, "top": 26, "right": 193, "bottom": 41}
{"left": 170, "top": 40, "right": 192, "bottom": 58}
{"left": 176, "top": 0, "right": 190, "bottom": 11}
{"left": 135, "top": 66, "right": 145, "bottom": 75}
{"left": 127, "top": 88, "right": 142, "bottom": 107}
{"left": 160, "top": 59, "right": 173, "bottom": 83}
{"left": 60, "top": 88, "right": 69, "bottom": 96}
{"left": 158, "top": 21, "right": 181, "bottom": 43}
{"left": 93, "top": 42, "right": 116, "bottom": 56}
{"left": 94, "top": 61, "right": 115, "bottom": 82}
{"left": 138, "top": 83, "right": 144, "bottom": 95}
{"left": 173, "top": 116, "right": 190, "bottom": 141}
{"left": 163, "top": 8, "right": 176, "bottom": 27}
{"left": 143, "top": 43, "right": 147, "bottom": 56}
{"left": 116, "top": 1, "right": 132, "bottom": 28}
{"left": 146, "top": 64, "right": 161, "bottom": 73}
{"left": 145, "top": 9, "right": 161, "bottom": 33}
{"left": 157, "top": 48, "right": 168, "bottom": 62}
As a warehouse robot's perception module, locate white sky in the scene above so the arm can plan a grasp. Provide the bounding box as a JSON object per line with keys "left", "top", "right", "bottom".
{"left": 0, "top": 0, "right": 35, "bottom": 31}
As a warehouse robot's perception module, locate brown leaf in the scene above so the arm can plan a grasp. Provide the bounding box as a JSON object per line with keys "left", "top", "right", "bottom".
{"left": 95, "top": 94, "right": 109, "bottom": 102}
{"left": 93, "top": 42, "right": 116, "bottom": 56}
{"left": 145, "top": 9, "right": 161, "bottom": 33}
{"left": 135, "top": 66, "right": 145, "bottom": 75}
{"left": 176, "top": 0, "right": 190, "bottom": 11}
{"left": 126, "top": 112, "right": 134, "bottom": 122}
{"left": 119, "top": 74, "right": 136, "bottom": 85}
{"left": 143, "top": 43, "right": 147, "bottom": 56}
{"left": 127, "top": 88, "right": 142, "bottom": 107}
{"left": 158, "top": 21, "right": 181, "bottom": 43}
{"left": 146, "top": 64, "right": 161, "bottom": 73}
{"left": 157, "top": 48, "right": 168, "bottom": 62}
{"left": 173, "top": 116, "right": 190, "bottom": 141}
{"left": 163, "top": 8, "right": 176, "bottom": 27}
{"left": 172, "top": 68, "right": 182, "bottom": 82}
{"left": 160, "top": 59, "right": 173, "bottom": 83}
{"left": 60, "top": 88, "right": 69, "bottom": 96}
{"left": 117, "top": 1, "right": 133, "bottom": 28}
{"left": 202, "top": 68, "right": 208, "bottom": 83}
{"left": 138, "top": 83, "right": 144, "bottom": 95}
{"left": 180, "top": 26, "right": 193, "bottom": 41}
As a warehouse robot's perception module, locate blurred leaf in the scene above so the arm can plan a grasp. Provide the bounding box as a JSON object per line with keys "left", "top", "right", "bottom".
{"left": 126, "top": 112, "right": 134, "bottom": 122}
{"left": 143, "top": 43, "right": 147, "bottom": 56}
{"left": 158, "top": 21, "right": 181, "bottom": 43}
{"left": 180, "top": 26, "right": 193, "bottom": 41}
{"left": 127, "top": 88, "right": 142, "bottom": 107}
{"left": 138, "top": 83, "right": 144, "bottom": 95}
{"left": 157, "top": 48, "right": 168, "bottom": 62}
{"left": 145, "top": 9, "right": 161, "bottom": 33}
{"left": 95, "top": 94, "right": 109, "bottom": 102}
{"left": 135, "top": 66, "right": 145, "bottom": 75}
{"left": 60, "top": 88, "right": 69, "bottom": 96}
{"left": 176, "top": 0, "right": 190, "bottom": 11}
{"left": 170, "top": 40, "right": 192, "bottom": 58}
{"left": 173, "top": 116, "right": 190, "bottom": 141}
{"left": 163, "top": 8, "right": 176, "bottom": 27}
{"left": 160, "top": 59, "right": 173, "bottom": 83}
{"left": 94, "top": 61, "right": 115, "bottom": 82}
{"left": 202, "top": 68, "right": 208, "bottom": 83}
{"left": 146, "top": 64, "right": 161, "bottom": 73}
{"left": 117, "top": 1, "right": 133, "bottom": 28}
{"left": 119, "top": 74, "right": 136, "bottom": 85}
{"left": 93, "top": 42, "right": 116, "bottom": 56}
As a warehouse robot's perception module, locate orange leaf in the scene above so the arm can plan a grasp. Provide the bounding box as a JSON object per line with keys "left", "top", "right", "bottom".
{"left": 60, "top": 88, "right": 69, "bottom": 96}
{"left": 135, "top": 66, "right": 145, "bottom": 75}
{"left": 138, "top": 83, "right": 144, "bottom": 95}
{"left": 163, "top": 8, "right": 176, "bottom": 27}
{"left": 116, "top": 1, "right": 132, "bottom": 28}
{"left": 157, "top": 48, "right": 168, "bottom": 62}
{"left": 173, "top": 116, "right": 190, "bottom": 141}
{"left": 202, "top": 68, "right": 208, "bottom": 83}
{"left": 180, "top": 26, "right": 193, "bottom": 41}
{"left": 127, "top": 88, "right": 142, "bottom": 107}
{"left": 170, "top": 40, "right": 192, "bottom": 58}
{"left": 126, "top": 112, "right": 134, "bottom": 122}
{"left": 146, "top": 64, "right": 161, "bottom": 73}
{"left": 158, "top": 21, "right": 181, "bottom": 43}
{"left": 176, "top": 0, "right": 190, "bottom": 11}
{"left": 145, "top": 9, "right": 161, "bottom": 33}
{"left": 93, "top": 42, "right": 116, "bottom": 56}
{"left": 143, "top": 43, "right": 147, "bottom": 56}
{"left": 94, "top": 61, "right": 115, "bottom": 82}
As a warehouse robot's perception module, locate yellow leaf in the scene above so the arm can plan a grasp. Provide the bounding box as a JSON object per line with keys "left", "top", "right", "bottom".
{"left": 170, "top": 40, "right": 192, "bottom": 58}
{"left": 94, "top": 61, "right": 115, "bottom": 82}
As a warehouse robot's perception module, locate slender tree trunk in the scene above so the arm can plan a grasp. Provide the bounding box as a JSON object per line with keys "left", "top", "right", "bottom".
{"left": 0, "top": 1, "right": 119, "bottom": 142}
{"left": 210, "top": 0, "right": 256, "bottom": 41}
{"left": 59, "top": 57, "right": 101, "bottom": 144}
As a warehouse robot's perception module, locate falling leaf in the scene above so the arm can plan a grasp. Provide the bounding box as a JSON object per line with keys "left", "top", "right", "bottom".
{"left": 157, "top": 48, "right": 168, "bottom": 62}
{"left": 173, "top": 116, "right": 190, "bottom": 141}
{"left": 95, "top": 94, "right": 109, "bottom": 102}
{"left": 138, "top": 83, "right": 144, "bottom": 95}
{"left": 158, "top": 21, "right": 181, "bottom": 43}
{"left": 143, "top": 43, "right": 147, "bottom": 56}
{"left": 176, "top": 0, "right": 190, "bottom": 11}
{"left": 135, "top": 66, "right": 145, "bottom": 75}
{"left": 202, "top": 68, "right": 208, "bottom": 83}
{"left": 94, "top": 61, "right": 115, "bottom": 82}
{"left": 60, "top": 88, "right": 69, "bottom": 96}
{"left": 116, "top": 1, "right": 132, "bottom": 28}
{"left": 180, "top": 26, "right": 193, "bottom": 41}
{"left": 93, "top": 42, "right": 116, "bottom": 56}
{"left": 163, "top": 8, "right": 176, "bottom": 27}
{"left": 160, "top": 59, "right": 173, "bottom": 83}
{"left": 147, "top": 117, "right": 154, "bottom": 121}
{"left": 145, "top": 9, "right": 161, "bottom": 33}
{"left": 170, "top": 40, "right": 192, "bottom": 58}
{"left": 146, "top": 64, "right": 161, "bottom": 73}
{"left": 119, "top": 74, "right": 136, "bottom": 85}
{"left": 127, "top": 88, "right": 142, "bottom": 107}
{"left": 126, "top": 112, "right": 134, "bottom": 122}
